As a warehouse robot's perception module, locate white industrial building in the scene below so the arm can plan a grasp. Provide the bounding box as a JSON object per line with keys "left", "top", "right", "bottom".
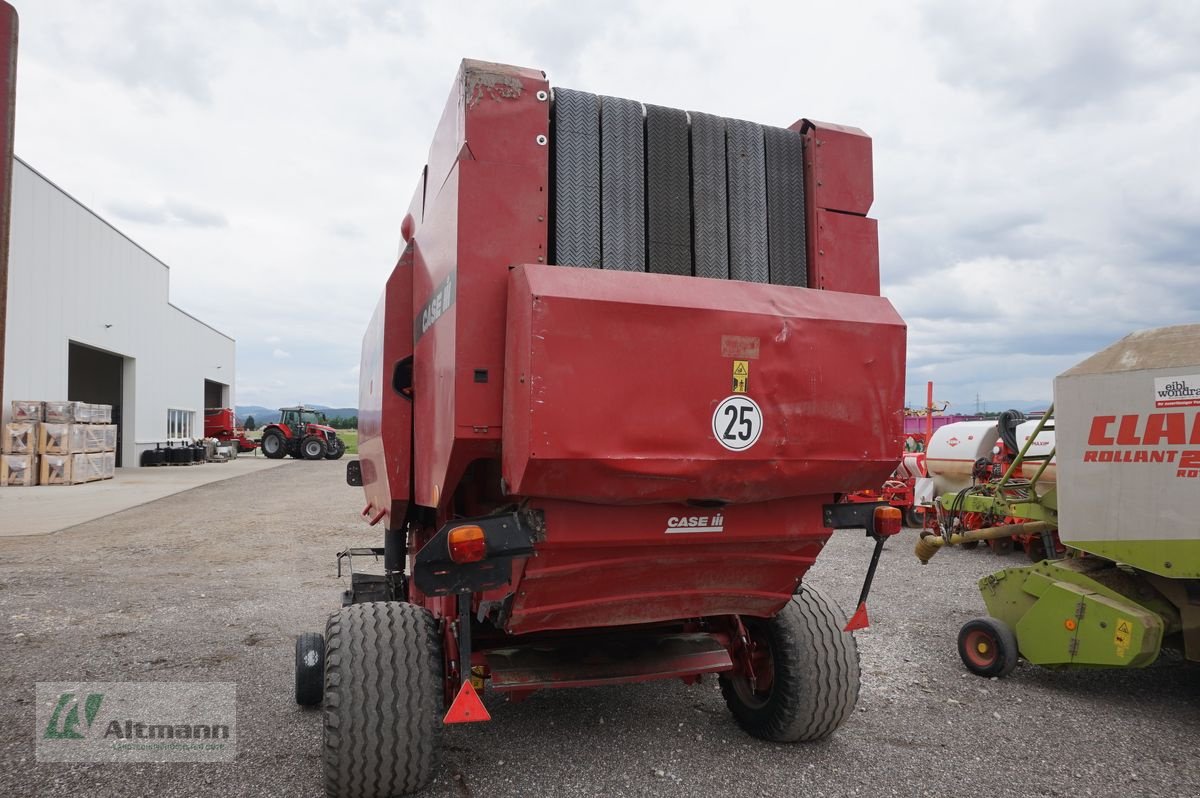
{"left": 1, "top": 157, "right": 235, "bottom": 467}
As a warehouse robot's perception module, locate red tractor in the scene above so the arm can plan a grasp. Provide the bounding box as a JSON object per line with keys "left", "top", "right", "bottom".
{"left": 259, "top": 405, "right": 346, "bottom": 461}
{"left": 294, "top": 60, "right": 905, "bottom": 797}
{"left": 202, "top": 407, "right": 258, "bottom": 453}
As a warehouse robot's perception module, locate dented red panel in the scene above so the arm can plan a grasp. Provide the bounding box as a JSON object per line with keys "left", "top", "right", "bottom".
{"left": 410, "top": 60, "right": 549, "bottom": 510}
{"left": 358, "top": 248, "right": 415, "bottom": 525}
{"left": 812, "top": 210, "right": 881, "bottom": 296}
{"left": 502, "top": 263, "right": 906, "bottom": 504}
{"left": 507, "top": 497, "right": 830, "bottom": 633}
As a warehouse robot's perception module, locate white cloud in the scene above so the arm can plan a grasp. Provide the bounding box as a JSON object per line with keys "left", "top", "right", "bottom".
{"left": 13, "top": 1, "right": 1200, "bottom": 409}
{"left": 271, "top": 348, "right": 290, "bottom": 359}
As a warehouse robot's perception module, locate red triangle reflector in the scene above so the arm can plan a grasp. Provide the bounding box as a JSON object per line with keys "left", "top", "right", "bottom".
{"left": 444, "top": 680, "right": 491, "bottom": 724}
{"left": 844, "top": 602, "right": 870, "bottom": 632}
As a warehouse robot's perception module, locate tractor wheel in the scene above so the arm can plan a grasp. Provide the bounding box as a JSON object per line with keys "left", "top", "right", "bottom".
{"left": 302, "top": 435, "right": 327, "bottom": 460}
{"left": 904, "top": 507, "right": 922, "bottom": 528}
{"left": 322, "top": 602, "right": 442, "bottom": 798}
{"left": 958, "top": 617, "right": 1019, "bottom": 678}
{"left": 261, "top": 430, "right": 287, "bottom": 459}
{"left": 295, "top": 632, "right": 325, "bottom": 706}
{"left": 325, "top": 438, "right": 346, "bottom": 461}
{"left": 719, "top": 585, "right": 859, "bottom": 743}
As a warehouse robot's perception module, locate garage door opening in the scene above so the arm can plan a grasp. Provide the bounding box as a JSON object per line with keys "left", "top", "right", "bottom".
{"left": 68, "top": 342, "right": 127, "bottom": 466}
{"left": 205, "top": 379, "right": 229, "bottom": 409}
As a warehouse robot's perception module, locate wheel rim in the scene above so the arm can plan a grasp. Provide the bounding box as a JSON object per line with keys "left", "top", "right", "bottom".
{"left": 963, "top": 629, "right": 997, "bottom": 669}
{"left": 264, "top": 436, "right": 278, "bottom": 454}
{"left": 305, "top": 441, "right": 321, "bottom": 457}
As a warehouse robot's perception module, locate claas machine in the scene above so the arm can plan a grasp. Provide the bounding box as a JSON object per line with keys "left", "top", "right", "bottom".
{"left": 917, "top": 324, "right": 1200, "bottom": 678}
{"left": 295, "top": 60, "right": 906, "bottom": 797}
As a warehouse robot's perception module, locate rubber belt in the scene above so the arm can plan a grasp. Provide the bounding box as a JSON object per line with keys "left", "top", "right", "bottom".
{"left": 552, "top": 88, "right": 601, "bottom": 268}
{"left": 645, "top": 104, "right": 692, "bottom": 276}
{"left": 726, "top": 118, "right": 769, "bottom": 284}
{"left": 600, "top": 95, "right": 645, "bottom": 272}
{"left": 764, "top": 125, "right": 807, "bottom": 287}
{"left": 689, "top": 112, "right": 730, "bottom": 280}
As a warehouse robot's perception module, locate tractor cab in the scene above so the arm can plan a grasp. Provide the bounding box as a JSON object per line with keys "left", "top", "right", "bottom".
{"left": 279, "top": 406, "right": 329, "bottom": 437}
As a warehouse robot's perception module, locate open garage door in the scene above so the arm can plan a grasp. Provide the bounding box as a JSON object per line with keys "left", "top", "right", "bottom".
{"left": 68, "top": 342, "right": 127, "bottom": 466}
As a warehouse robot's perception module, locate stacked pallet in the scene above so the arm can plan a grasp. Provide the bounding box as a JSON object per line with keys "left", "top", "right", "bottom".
{"left": 2, "top": 400, "right": 118, "bottom": 487}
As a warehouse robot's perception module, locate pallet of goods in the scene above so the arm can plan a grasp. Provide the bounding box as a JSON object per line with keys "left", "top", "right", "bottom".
{"left": 2, "top": 400, "right": 117, "bottom": 487}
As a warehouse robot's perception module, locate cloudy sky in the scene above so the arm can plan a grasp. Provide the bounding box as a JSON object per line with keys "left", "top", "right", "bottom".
{"left": 12, "top": 1, "right": 1200, "bottom": 412}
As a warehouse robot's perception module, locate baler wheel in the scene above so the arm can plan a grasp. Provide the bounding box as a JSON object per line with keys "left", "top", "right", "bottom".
{"left": 719, "top": 585, "right": 860, "bottom": 743}
{"left": 958, "top": 617, "right": 1019, "bottom": 678}
{"left": 302, "top": 435, "right": 327, "bottom": 460}
{"left": 325, "top": 438, "right": 346, "bottom": 461}
{"left": 961, "top": 541, "right": 981, "bottom": 550}
{"left": 261, "top": 430, "right": 287, "bottom": 459}
{"left": 904, "top": 507, "right": 922, "bottom": 529}
{"left": 322, "top": 602, "right": 442, "bottom": 798}
{"left": 295, "top": 632, "right": 325, "bottom": 706}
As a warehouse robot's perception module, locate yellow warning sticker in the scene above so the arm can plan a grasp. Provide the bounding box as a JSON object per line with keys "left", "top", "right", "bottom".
{"left": 1114, "top": 617, "right": 1133, "bottom": 658}
{"left": 732, "top": 360, "right": 749, "bottom": 394}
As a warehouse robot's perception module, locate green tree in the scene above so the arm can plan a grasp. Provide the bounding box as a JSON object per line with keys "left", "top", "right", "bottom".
{"left": 244, "top": 415, "right": 256, "bottom": 431}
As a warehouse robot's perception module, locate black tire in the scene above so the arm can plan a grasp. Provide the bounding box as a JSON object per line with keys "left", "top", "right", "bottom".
{"left": 323, "top": 602, "right": 442, "bottom": 798}
{"left": 989, "top": 537, "right": 1014, "bottom": 556}
{"left": 261, "top": 430, "right": 287, "bottom": 459}
{"left": 958, "top": 617, "right": 1019, "bottom": 678}
{"left": 719, "top": 585, "right": 860, "bottom": 743}
{"left": 961, "top": 540, "right": 981, "bottom": 550}
{"left": 295, "top": 632, "right": 325, "bottom": 707}
{"left": 302, "top": 435, "right": 326, "bottom": 460}
{"left": 904, "top": 507, "right": 922, "bottom": 528}
{"left": 325, "top": 438, "right": 346, "bottom": 461}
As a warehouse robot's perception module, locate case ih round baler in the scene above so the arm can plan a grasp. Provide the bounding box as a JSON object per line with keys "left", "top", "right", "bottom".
{"left": 299, "top": 60, "right": 906, "bottom": 797}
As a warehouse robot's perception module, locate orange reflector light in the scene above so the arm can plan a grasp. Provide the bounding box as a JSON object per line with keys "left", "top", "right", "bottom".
{"left": 1064, "top": 618, "right": 1077, "bottom": 631}
{"left": 448, "top": 525, "right": 486, "bottom": 563}
{"left": 873, "top": 506, "right": 903, "bottom": 537}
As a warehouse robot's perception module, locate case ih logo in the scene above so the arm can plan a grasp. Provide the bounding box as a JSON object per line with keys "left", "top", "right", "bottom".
{"left": 946, "top": 437, "right": 960, "bottom": 447}
{"left": 1154, "top": 375, "right": 1200, "bottom": 408}
{"left": 664, "top": 514, "right": 725, "bottom": 534}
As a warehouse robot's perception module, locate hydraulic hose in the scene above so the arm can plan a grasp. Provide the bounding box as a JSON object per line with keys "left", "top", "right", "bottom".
{"left": 915, "top": 521, "right": 1052, "bottom": 564}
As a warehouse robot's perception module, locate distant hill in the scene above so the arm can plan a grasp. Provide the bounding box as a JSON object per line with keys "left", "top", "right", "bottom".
{"left": 235, "top": 405, "right": 357, "bottom": 425}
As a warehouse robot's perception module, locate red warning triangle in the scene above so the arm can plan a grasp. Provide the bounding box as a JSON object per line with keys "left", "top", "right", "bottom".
{"left": 443, "top": 680, "right": 491, "bottom": 724}
{"left": 843, "top": 602, "right": 870, "bottom": 632}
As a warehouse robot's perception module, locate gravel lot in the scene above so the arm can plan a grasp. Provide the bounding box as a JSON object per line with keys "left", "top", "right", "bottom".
{"left": 2, "top": 460, "right": 1199, "bottom": 797}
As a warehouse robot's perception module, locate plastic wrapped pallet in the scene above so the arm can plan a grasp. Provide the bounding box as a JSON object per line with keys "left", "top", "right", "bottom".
{"left": 83, "top": 425, "right": 107, "bottom": 453}
{"left": 40, "top": 423, "right": 87, "bottom": 454}
{"left": 39, "top": 454, "right": 77, "bottom": 485}
{"left": 80, "top": 452, "right": 106, "bottom": 482}
{"left": 100, "top": 451, "right": 116, "bottom": 479}
{"left": 94, "top": 404, "right": 113, "bottom": 424}
{"left": 2, "top": 454, "right": 36, "bottom": 486}
{"left": 44, "top": 401, "right": 84, "bottom": 423}
{"left": 103, "top": 425, "right": 118, "bottom": 451}
{"left": 11, "top": 400, "right": 43, "bottom": 422}
{"left": 3, "top": 422, "right": 38, "bottom": 455}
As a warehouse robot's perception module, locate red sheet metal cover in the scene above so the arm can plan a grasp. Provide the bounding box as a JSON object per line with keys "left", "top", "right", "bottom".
{"left": 503, "top": 264, "right": 905, "bottom": 504}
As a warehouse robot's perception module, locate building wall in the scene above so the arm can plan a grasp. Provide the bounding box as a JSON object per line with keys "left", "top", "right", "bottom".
{"left": 1, "top": 158, "right": 235, "bottom": 465}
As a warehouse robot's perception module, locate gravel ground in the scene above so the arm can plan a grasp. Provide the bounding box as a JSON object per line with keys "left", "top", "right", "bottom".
{"left": 2, "top": 460, "right": 1199, "bottom": 797}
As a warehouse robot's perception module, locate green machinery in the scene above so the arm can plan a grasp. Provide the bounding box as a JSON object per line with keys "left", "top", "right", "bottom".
{"left": 916, "top": 324, "right": 1200, "bottom": 677}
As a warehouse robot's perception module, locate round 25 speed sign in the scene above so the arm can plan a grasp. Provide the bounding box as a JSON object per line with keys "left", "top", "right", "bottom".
{"left": 712, "top": 395, "right": 763, "bottom": 452}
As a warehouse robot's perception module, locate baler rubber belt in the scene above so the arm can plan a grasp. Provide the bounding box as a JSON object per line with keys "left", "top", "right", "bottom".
{"left": 726, "top": 118, "right": 769, "bottom": 284}
{"left": 600, "top": 95, "right": 646, "bottom": 272}
{"left": 645, "top": 104, "right": 693, "bottom": 276}
{"left": 689, "top": 111, "right": 730, "bottom": 280}
{"left": 552, "top": 88, "right": 602, "bottom": 268}
{"left": 764, "top": 125, "right": 807, "bottom": 287}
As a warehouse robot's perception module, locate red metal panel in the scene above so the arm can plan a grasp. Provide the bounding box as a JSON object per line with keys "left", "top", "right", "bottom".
{"left": 506, "top": 497, "right": 830, "bottom": 633}
{"left": 812, "top": 210, "right": 880, "bottom": 296}
{"left": 358, "top": 247, "right": 414, "bottom": 525}
{"left": 410, "top": 60, "right": 549, "bottom": 510}
{"left": 796, "top": 119, "right": 873, "bottom": 215}
{"left": 503, "top": 263, "right": 905, "bottom": 504}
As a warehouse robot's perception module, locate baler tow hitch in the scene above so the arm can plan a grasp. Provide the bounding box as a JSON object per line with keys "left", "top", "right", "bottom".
{"left": 823, "top": 500, "right": 903, "bottom": 631}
